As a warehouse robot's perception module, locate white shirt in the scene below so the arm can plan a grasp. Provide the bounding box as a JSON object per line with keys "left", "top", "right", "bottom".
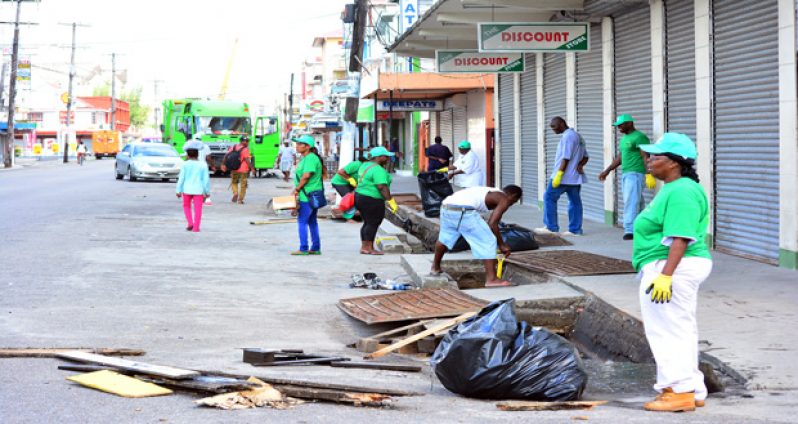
{"left": 442, "top": 186, "right": 502, "bottom": 213}
{"left": 453, "top": 150, "right": 483, "bottom": 188}
{"left": 77, "top": 144, "right": 87, "bottom": 154}
{"left": 196, "top": 143, "right": 211, "bottom": 164}
{"left": 279, "top": 145, "right": 296, "bottom": 166}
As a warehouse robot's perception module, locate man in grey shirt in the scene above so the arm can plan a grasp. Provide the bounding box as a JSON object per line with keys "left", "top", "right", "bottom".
{"left": 537, "top": 117, "right": 589, "bottom": 236}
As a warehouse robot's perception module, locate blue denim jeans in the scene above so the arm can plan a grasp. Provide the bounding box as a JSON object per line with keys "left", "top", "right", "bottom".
{"left": 543, "top": 181, "right": 583, "bottom": 233}
{"left": 297, "top": 201, "right": 320, "bottom": 252}
{"left": 622, "top": 172, "right": 645, "bottom": 235}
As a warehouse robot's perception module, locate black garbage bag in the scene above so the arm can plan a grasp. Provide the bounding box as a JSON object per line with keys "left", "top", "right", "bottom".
{"left": 449, "top": 222, "right": 539, "bottom": 253}
{"left": 417, "top": 171, "right": 454, "bottom": 217}
{"left": 431, "top": 299, "right": 587, "bottom": 400}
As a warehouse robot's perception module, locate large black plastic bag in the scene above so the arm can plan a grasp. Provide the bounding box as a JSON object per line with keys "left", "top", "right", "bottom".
{"left": 431, "top": 299, "right": 587, "bottom": 400}
{"left": 449, "top": 222, "right": 539, "bottom": 253}
{"left": 417, "top": 171, "right": 454, "bottom": 217}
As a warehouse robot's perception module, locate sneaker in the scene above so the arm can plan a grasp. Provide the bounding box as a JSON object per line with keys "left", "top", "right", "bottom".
{"left": 290, "top": 250, "right": 309, "bottom": 256}
{"left": 308, "top": 250, "right": 321, "bottom": 255}
{"left": 534, "top": 226, "right": 556, "bottom": 234}
{"left": 623, "top": 233, "right": 634, "bottom": 240}
{"left": 561, "top": 231, "right": 582, "bottom": 237}
{"left": 204, "top": 199, "right": 213, "bottom": 206}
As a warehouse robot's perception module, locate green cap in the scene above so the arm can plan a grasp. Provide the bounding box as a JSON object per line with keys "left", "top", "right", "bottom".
{"left": 458, "top": 140, "right": 471, "bottom": 149}
{"left": 612, "top": 114, "right": 634, "bottom": 126}
{"left": 291, "top": 135, "right": 315, "bottom": 146}
{"left": 369, "top": 146, "right": 395, "bottom": 158}
{"left": 640, "top": 132, "right": 697, "bottom": 160}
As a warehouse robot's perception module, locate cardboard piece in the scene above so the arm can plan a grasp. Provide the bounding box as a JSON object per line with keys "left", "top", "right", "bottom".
{"left": 272, "top": 196, "right": 297, "bottom": 210}
{"left": 67, "top": 370, "right": 173, "bottom": 398}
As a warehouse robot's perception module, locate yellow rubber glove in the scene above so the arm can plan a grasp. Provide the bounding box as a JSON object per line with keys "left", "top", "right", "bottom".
{"left": 387, "top": 198, "right": 398, "bottom": 214}
{"left": 496, "top": 254, "right": 505, "bottom": 279}
{"left": 645, "top": 174, "right": 657, "bottom": 190}
{"left": 347, "top": 177, "right": 358, "bottom": 187}
{"left": 437, "top": 167, "right": 449, "bottom": 173}
{"left": 646, "top": 274, "right": 673, "bottom": 303}
{"left": 552, "top": 170, "right": 564, "bottom": 188}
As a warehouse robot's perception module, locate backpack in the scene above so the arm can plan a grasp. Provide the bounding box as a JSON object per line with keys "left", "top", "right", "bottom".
{"left": 224, "top": 145, "right": 243, "bottom": 170}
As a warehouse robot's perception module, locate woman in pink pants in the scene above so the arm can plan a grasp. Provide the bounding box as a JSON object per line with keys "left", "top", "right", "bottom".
{"left": 176, "top": 142, "right": 211, "bottom": 232}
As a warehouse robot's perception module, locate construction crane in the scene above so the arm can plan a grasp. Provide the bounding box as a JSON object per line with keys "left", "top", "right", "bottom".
{"left": 217, "top": 37, "right": 239, "bottom": 100}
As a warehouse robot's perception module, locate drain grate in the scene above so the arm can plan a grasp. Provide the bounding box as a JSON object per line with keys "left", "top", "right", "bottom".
{"left": 507, "top": 250, "right": 635, "bottom": 276}
{"left": 338, "top": 287, "right": 488, "bottom": 324}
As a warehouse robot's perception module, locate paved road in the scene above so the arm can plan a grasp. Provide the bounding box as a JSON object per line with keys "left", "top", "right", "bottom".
{"left": 0, "top": 161, "right": 792, "bottom": 423}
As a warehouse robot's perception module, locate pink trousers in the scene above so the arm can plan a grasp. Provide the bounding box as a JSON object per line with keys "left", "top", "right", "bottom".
{"left": 183, "top": 194, "right": 204, "bottom": 232}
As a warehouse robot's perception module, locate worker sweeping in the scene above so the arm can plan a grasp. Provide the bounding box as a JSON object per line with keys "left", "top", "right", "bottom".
{"left": 430, "top": 185, "right": 523, "bottom": 287}
{"left": 633, "top": 133, "right": 713, "bottom": 412}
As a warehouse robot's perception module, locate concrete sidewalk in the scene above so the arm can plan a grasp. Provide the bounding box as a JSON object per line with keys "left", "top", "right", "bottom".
{"left": 391, "top": 174, "right": 798, "bottom": 391}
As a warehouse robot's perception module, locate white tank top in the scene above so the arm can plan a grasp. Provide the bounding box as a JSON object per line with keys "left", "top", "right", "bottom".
{"left": 441, "top": 186, "right": 502, "bottom": 213}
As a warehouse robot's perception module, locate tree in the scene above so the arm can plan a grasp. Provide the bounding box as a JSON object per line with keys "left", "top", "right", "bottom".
{"left": 92, "top": 83, "right": 151, "bottom": 129}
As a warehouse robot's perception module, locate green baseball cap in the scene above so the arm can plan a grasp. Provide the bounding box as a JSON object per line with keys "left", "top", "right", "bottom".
{"left": 458, "top": 140, "right": 471, "bottom": 149}
{"left": 369, "top": 146, "right": 395, "bottom": 158}
{"left": 291, "top": 134, "right": 315, "bottom": 146}
{"left": 612, "top": 114, "right": 634, "bottom": 126}
{"left": 640, "top": 132, "right": 697, "bottom": 160}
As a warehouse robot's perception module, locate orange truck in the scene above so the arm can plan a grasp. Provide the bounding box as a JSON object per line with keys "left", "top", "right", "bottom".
{"left": 92, "top": 130, "right": 121, "bottom": 159}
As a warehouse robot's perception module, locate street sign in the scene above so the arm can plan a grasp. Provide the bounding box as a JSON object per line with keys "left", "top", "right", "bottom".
{"left": 478, "top": 22, "right": 589, "bottom": 53}
{"left": 436, "top": 50, "right": 524, "bottom": 73}
{"left": 400, "top": 0, "right": 419, "bottom": 32}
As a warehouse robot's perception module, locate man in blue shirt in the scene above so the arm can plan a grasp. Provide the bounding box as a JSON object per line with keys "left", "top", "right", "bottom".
{"left": 426, "top": 136, "right": 453, "bottom": 171}
{"left": 537, "top": 117, "right": 589, "bottom": 236}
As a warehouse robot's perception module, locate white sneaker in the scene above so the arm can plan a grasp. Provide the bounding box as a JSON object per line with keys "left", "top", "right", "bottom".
{"left": 205, "top": 199, "right": 213, "bottom": 206}
{"left": 561, "top": 231, "right": 583, "bottom": 237}
{"left": 534, "top": 226, "right": 556, "bottom": 234}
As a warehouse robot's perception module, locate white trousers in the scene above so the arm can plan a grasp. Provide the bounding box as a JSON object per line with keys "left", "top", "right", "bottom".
{"left": 639, "top": 257, "right": 713, "bottom": 400}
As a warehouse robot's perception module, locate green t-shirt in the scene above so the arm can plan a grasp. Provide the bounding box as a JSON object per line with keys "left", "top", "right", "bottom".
{"left": 355, "top": 162, "right": 392, "bottom": 200}
{"left": 330, "top": 160, "right": 363, "bottom": 186}
{"left": 294, "top": 153, "right": 323, "bottom": 202}
{"left": 620, "top": 130, "right": 650, "bottom": 173}
{"left": 632, "top": 178, "right": 712, "bottom": 271}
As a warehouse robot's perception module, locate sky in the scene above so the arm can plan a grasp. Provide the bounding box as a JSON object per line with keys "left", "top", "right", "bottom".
{"left": 0, "top": 0, "right": 349, "bottom": 114}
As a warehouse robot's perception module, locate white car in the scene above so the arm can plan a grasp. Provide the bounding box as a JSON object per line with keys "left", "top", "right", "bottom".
{"left": 115, "top": 142, "right": 182, "bottom": 182}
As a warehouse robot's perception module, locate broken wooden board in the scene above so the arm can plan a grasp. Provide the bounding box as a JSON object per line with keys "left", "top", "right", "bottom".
{"left": 338, "top": 288, "right": 487, "bottom": 324}
{"left": 56, "top": 351, "right": 199, "bottom": 380}
{"left": 0, "top": 348, "right": 144, "bottom": 358}
{"left": 66, "top": 370, "right": 173, "bottom": 398}
{"left": 355, "top": 320, "right": 432, "bottom": 353}
{"left": 194, "top": 377, "right": 301, "bottom": 410}
{"left": 496, "top": 400, "right": 608, "bottom": 411}
{"left": 365, "top": 312, "right": 476, "bottom": 359}
{"left": 140, "top": 375, "right": 259, "bottom": 394}
{"left": 328, "top": 361, "right": 421, "bottom": 373}
{"left": 249, "top": 357, "right": 351, "bottom": 367}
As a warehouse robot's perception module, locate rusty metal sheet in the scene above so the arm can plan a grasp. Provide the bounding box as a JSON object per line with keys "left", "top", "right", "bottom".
{"left": 507, "top": 250, "right": 635, "bottom": 276}
{"left": 338, "top": 288, "right": 488, "bottom": 325}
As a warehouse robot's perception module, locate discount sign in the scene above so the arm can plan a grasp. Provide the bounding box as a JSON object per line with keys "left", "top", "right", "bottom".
{"left": 479, "top": 22, "right": 589, "bottom": 52}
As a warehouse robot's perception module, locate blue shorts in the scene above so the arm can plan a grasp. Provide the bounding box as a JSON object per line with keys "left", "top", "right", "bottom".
{"left": 438, "top": 209, "right": 497, "bottom": 260}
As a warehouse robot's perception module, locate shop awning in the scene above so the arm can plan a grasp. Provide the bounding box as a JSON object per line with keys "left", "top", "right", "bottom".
{"left": 361, "top": 72, "right": 494, "bottom": 100}
{"left": 0, "top": 122, "right": 37, "bottom": 131}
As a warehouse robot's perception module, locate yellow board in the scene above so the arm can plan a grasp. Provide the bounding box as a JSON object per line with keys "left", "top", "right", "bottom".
{"left": 67, "top": 370, "right": 173, "bottom": 398}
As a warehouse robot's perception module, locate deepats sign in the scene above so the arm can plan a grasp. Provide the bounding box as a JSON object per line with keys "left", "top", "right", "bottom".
{"left": 479, "top": 22, "right": 589, "bottom": 52}
{"left": 436, "top": 50, "right": 524, "bottom": 73}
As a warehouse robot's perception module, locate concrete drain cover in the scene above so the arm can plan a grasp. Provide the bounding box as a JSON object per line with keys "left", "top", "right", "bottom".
{"left": 338, "top": 288, "right": 488, "bottom": 324}
{"left": 507, "top": 250, "right": 635, "bottom": 276}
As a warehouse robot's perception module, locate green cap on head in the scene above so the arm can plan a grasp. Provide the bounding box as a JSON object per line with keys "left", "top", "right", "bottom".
{"left": 612, "top": 114, "right": 634, "bottom": 126}
{"left": 458, "top": 140, "right": 471, "bottom": 149}
{"left": 369, "top": 146, "right": 395, "bottom": 158}
{"left": 291, "top": 135, "right": 315, "bottom": 146}
{"left": 640, "top": 132, "right": 697, "bottom": 160}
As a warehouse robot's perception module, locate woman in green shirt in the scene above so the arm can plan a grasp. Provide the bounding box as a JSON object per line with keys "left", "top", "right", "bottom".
{"left": 354, "top": 146, "right": 398, "bottom": 255}
{"left": 633, "top": 133, "right": 713, "bottom": 413}
{"left": 331, "top": 155, "right": 367, "bottom": 197}
{"left": 290, "top": 135, "right": 327, "bottom": 255}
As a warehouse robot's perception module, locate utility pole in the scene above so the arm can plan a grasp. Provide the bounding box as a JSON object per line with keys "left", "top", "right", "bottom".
{"left": 151, "top": 79, "right": 163, "bottom": 130}
{"left": 288, "top": 73, "right": 294, "bottom": 138}
{"left": 110, "top": 53, "right": 116, "bottom": 130}
{"left": 2, "top": 0, "right": 22, "bottom": 168}
{"left": 343, "top": 0, "right": 367, "bottom": 123}
{"left": 58, "top": 22, "right": 88, "bottom": 163}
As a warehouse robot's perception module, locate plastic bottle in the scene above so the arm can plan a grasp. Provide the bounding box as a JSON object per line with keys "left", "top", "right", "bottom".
{"left": 379, "top": 280, "right": 413, "bottom": 290}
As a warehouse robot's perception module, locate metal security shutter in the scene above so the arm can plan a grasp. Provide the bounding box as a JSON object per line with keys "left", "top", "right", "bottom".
{"left": 614, "top": 6, "right": 653, "bottom": 225}
{"left": 666, "top": 0, "right": 696, "bottom": 140}
{"left": 576, "top": 23, "right": 604, "bottom": 223}
{"left": 439, "top": 109, "right": 453, "bottom": 152}
{"left": 520, "top": 53, "right": 538, "bottom": 200}
{"left": 544, "top": 53, "right": 567, "bottom": 177}
{"left": 430, "top": 112, "right": 438, "bottom": 142}
{"left": 453, "top": 105, "right": 467, "bottom": 145}
{"left": 499, "top": 74, "right": 515, "bottom": 186}
{"left": 713, "top": 0, "right": 780, "bottom": 261}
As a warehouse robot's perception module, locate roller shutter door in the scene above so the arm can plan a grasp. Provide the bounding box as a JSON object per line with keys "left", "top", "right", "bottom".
{"left": 666, "top": 0, "right": 696, "bottom": 140}
{"left": 439, "top": 109, "right": 453, "bottom": 152}
{"left": 430, "top": 112, "right": 438, "bottom": 142}
{"left": 713, "top": 0, "right": 780, "bottom": 261}
{"left": 499, "top": 74, "right": 515, "bottom": 186}
{"left": 614, "top": 6, "right": 653, "bottom": 225}
{"left": 543, "top": 53, "right": 567, "bottom": 178}
{"left": 453, "top": 104, "right": 467, "bottom": 145}
{"left": 520, "top": 53, "right": 538, "bottom": 200}
{"left": 576, "top": 24, "right": 604, "bottom": 223}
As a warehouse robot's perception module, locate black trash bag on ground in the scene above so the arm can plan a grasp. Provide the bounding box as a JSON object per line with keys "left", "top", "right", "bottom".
{"left": 417, "top": 171, "right": 454, "bottom": 217}
{"left": 449, "top": 222, "right": 539, "bottom": 253}
{"left": 431, "top": 299, "right": 587, "bottom": 400}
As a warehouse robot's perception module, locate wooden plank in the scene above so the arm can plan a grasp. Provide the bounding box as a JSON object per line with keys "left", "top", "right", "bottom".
{"left": 274, "top": 386, "right": 391, "bottom": 407}
{"left": 364, "top": 312, "right": 476, "bottom": 359}
{"left": 496, "top": 400, "right": 608, "bottom": 411}
{"left": 55, "top": 351, "right": 199, "bottom": 380}
{"left": 329, "top": 361, "right": 421, "bottom": 373}
{"left": 0, "top": 348, "right": 144, "bottom": 358}
{"left": 139, "top": 376, "right": 259, "bottom": 394}
{"left": 58, "top": 365, "right": 124, "bottom": 373}
{"left": 250, "top": 357, "right": 351, "bottom": 366}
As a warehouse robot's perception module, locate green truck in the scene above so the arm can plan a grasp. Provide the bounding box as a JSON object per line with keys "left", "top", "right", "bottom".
{"left": 161, "top": 99, "right": 280, "bottom": 174}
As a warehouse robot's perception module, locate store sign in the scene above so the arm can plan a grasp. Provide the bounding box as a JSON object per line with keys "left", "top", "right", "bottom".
{"left": 376, "top": 100, "right": 443, "bottom": 112}
{"left": 479, "top": 22, "right": 589, "bottom": 52}
{"left": 17, "top": 57, "right": 31, "bottom": 90}
{"left": 400, "top": 0, "right": 419, "bottom": 32}
{"left": 376, "top": 111, "right": 407, "bottom": 120}
{"left": 59, "top": 111, "right": 75, "bottom": 124}
{"left": 436, "top": 50, "right": 524, "bottom": 73}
